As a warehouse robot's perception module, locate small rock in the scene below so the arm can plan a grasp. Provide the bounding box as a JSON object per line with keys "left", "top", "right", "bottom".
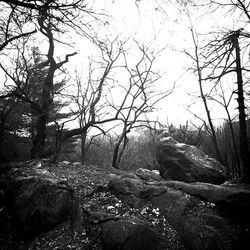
{"left": 135, "top": 168, "right": 162, "bottom": 181}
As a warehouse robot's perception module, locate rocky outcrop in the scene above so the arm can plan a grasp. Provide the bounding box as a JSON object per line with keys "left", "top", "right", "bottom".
{"left": 156, "top": 137, "right": 226, "bottom": 184}
{"left": 1, "top": 158, "right": 250, "bottom": 250}
{"left": 148, "top": 186, "right": 248, "bottom": 250}
{"left": 163, "top": 180, "right": 250, "bottom": 223}
{"left": 109, "top": 175, "right": 250, "bottom": 250}
{"left": 0, "top": 161, "right": 73, "bottom": 238}
{"left": 101, "top": 218, "right": 162, "bottom": 250}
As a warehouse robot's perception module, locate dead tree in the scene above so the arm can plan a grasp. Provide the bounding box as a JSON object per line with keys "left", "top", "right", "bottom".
{"left": 63, "top": 39, "right": 124, "bottom": 164}
{"left": 210, "top": 83, "right": 241, "bottom": 178}
{"left": 185, "top": 27, "right": 223, "bottom": 163}
{"left": 230, "top": 30, "right": 250, "bottom": 182}
{"left": 111, "top": 44, "right": 172, "bottom": 169}
{"left": 202, "top": 29, "right": 250, "bottom": 182}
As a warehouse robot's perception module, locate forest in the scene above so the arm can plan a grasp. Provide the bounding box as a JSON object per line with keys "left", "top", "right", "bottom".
{"left": 1, "top": 1, "right": 250, "bottom": 250}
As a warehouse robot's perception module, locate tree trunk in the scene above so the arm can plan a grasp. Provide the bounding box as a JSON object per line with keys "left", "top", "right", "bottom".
{"left": 112, "top": 141, "right": 122, "bottom": 169}
{"left": 112, "top": 133, "right": 125, "bottom": 169}
{"left": 31, "top": 113, "right": 48, "bottom": 158}
{"left": 81, "top": 131, "right": 87, "bottom": 165}
{"left": 225, "top": 112, "right": 241, "bottom": 178}
{"left": 116, "top": 135, "right": 129, "bottom": 168}
{"left": 112, "top": 127, "right": 130, "bottom": 169}
{"left": 232, "top": 34, "right": 250, "bottom": 183}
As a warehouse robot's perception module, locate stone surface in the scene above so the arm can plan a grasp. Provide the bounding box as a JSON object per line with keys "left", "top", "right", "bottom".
{"left": 135, "top": 168, "right": 162, "bottom": 181}
{"left": 109, "top": 176, "right": 250, "bottom": 250}
{"left": 156, "top": 137, "right": 226, "bottom": 184}
{"left": 13, "top": 177, "right": 72, "bottom": 237}
{"left": 101, "top": 218, "right": 162, "bottom": 250}
{"left": 163, "top": 180, "right": 250, "bottom": 223}
{"left": 149, "top": 186, "right": 248, "bottom": 250}
{"left": 0, "top": 161, "right": 73, "bottom": 238}
{"left": 109, "top": 176, "right": 144, "bottom": 196}
{"left": 72, "top": 162, "right": 82, "bottom": 167}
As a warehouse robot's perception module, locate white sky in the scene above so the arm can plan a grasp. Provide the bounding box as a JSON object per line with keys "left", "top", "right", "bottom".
{"left": 1, "top": 0, "right": 249, "bottom": 129}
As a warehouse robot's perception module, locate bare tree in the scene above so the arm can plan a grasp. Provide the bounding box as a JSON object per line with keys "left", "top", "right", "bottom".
{"left": 67, "top": 39, "right": 124, "bottom": 164}
{"left": 185, "top": 27, "right": 223, "bottom": 163}
{"left": 209, "top": 82, "right": 241, "bottom": 178}
{"left": 201, "top": 29, "right": 250, "bottom": 182}
{"left": 0, "top": 2, "right": 36, "bottom": 53}
{"left": 110, "top": 44, "right": 172, "bottom": 169}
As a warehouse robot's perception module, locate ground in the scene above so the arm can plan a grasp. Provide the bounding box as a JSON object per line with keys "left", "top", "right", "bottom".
{"left": 0, "top": 162, "right": 186, "bottom": 250}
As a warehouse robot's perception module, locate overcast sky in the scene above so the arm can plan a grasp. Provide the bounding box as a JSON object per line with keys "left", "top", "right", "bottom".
{"left": 70, "top": 0, "right": 247, "bottom": 127}
{"left": 1, "top": 0, "right": 248, "bottom": 128}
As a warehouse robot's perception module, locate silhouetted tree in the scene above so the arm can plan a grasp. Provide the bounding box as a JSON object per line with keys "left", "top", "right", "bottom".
{"left": 202, "top": 29, "right": 250, "bottom": 182}
{"left": 0, "top": 1, "right": 99, "bottom": 157}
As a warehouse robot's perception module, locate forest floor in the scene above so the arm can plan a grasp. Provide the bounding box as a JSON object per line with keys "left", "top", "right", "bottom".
{"left": 0, "top": 162, "right": 185, "bottom": 250}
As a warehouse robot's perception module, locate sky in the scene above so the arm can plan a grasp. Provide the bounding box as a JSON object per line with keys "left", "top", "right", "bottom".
{"left": 77, "top": 0, "right": 247, "bottom": 127}
{"left": 1, "top": 0, "right": 249, "bottom": 129}
{"left": 69, "top": 0, "right": 203, "bottom": 126}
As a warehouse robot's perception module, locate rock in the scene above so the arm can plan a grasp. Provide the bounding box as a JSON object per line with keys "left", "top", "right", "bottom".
{"left": 109, "top": 176, "right": 145, "bottom": 207}
{"left": 109, "top": 176, "right": 249, "bottom": 250}
{"left": 0, "top": 160, "right": 73, "bottom": 238}
{"left": 73, "top": 162, "right": 82, "bottom": 167}
{"left": 163, "top": 180, "right": 250, "bottom": 223}
{"left": 101, "top": 218, "right": 162, "bottom": 250}
{"left": 147, "top": 186, "right": 249, "bottom": 250}
{"left": 156, "top": 137, "right": 226, "bottom": 184}
{"left": 60, "top": 161, "right": 71, "bottom": 167}
{"left": 109, "top": 176, "right": 144, "bottom": 196}
{"left": 13, "top": 177, "right": 72, "bottom": 237}
{"left": 135, "top": 168, "right": 162, "bottom": 181}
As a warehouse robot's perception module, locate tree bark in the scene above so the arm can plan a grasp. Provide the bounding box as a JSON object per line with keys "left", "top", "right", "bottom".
{"left": 112, "top": 131, "right": 126, "bottom": 169}
{"left": 31, "top": 113, "right": 48, "bottom": 158}
{"left": 112, "top": 127, "right": 130, "bottom": 169}
{"left": 112, "top": 138, "right": 123, "bottom": 169}
{"left": 225, "top": 108, "right": 241, "bottom": 178}
{"left": 232, "top": 33, "right": 250, "bottom": 183}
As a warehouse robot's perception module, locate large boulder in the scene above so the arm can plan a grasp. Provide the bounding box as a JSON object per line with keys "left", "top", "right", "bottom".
{"left": 12, "top": 177, "right": 72, "bottom": 237}
{"left": 150, "top": 187, "right": 248, "bottom": 250}
{"left": 109, "top": 176, "right": 250, "bottom": 250}
{"left": 163, "top": 180, "right": 250, "bottom": 223}
{"left": 142, "top": 185, "right": 249, "bottom": 250}
{"left": 101, "top": 218, "right": 162, "bottom": 250}
{"left": 156, "top": 137, "right": 226, "bottom": 184}
{"left": 0, "top": 161, "right": 73, "bottom": 238}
